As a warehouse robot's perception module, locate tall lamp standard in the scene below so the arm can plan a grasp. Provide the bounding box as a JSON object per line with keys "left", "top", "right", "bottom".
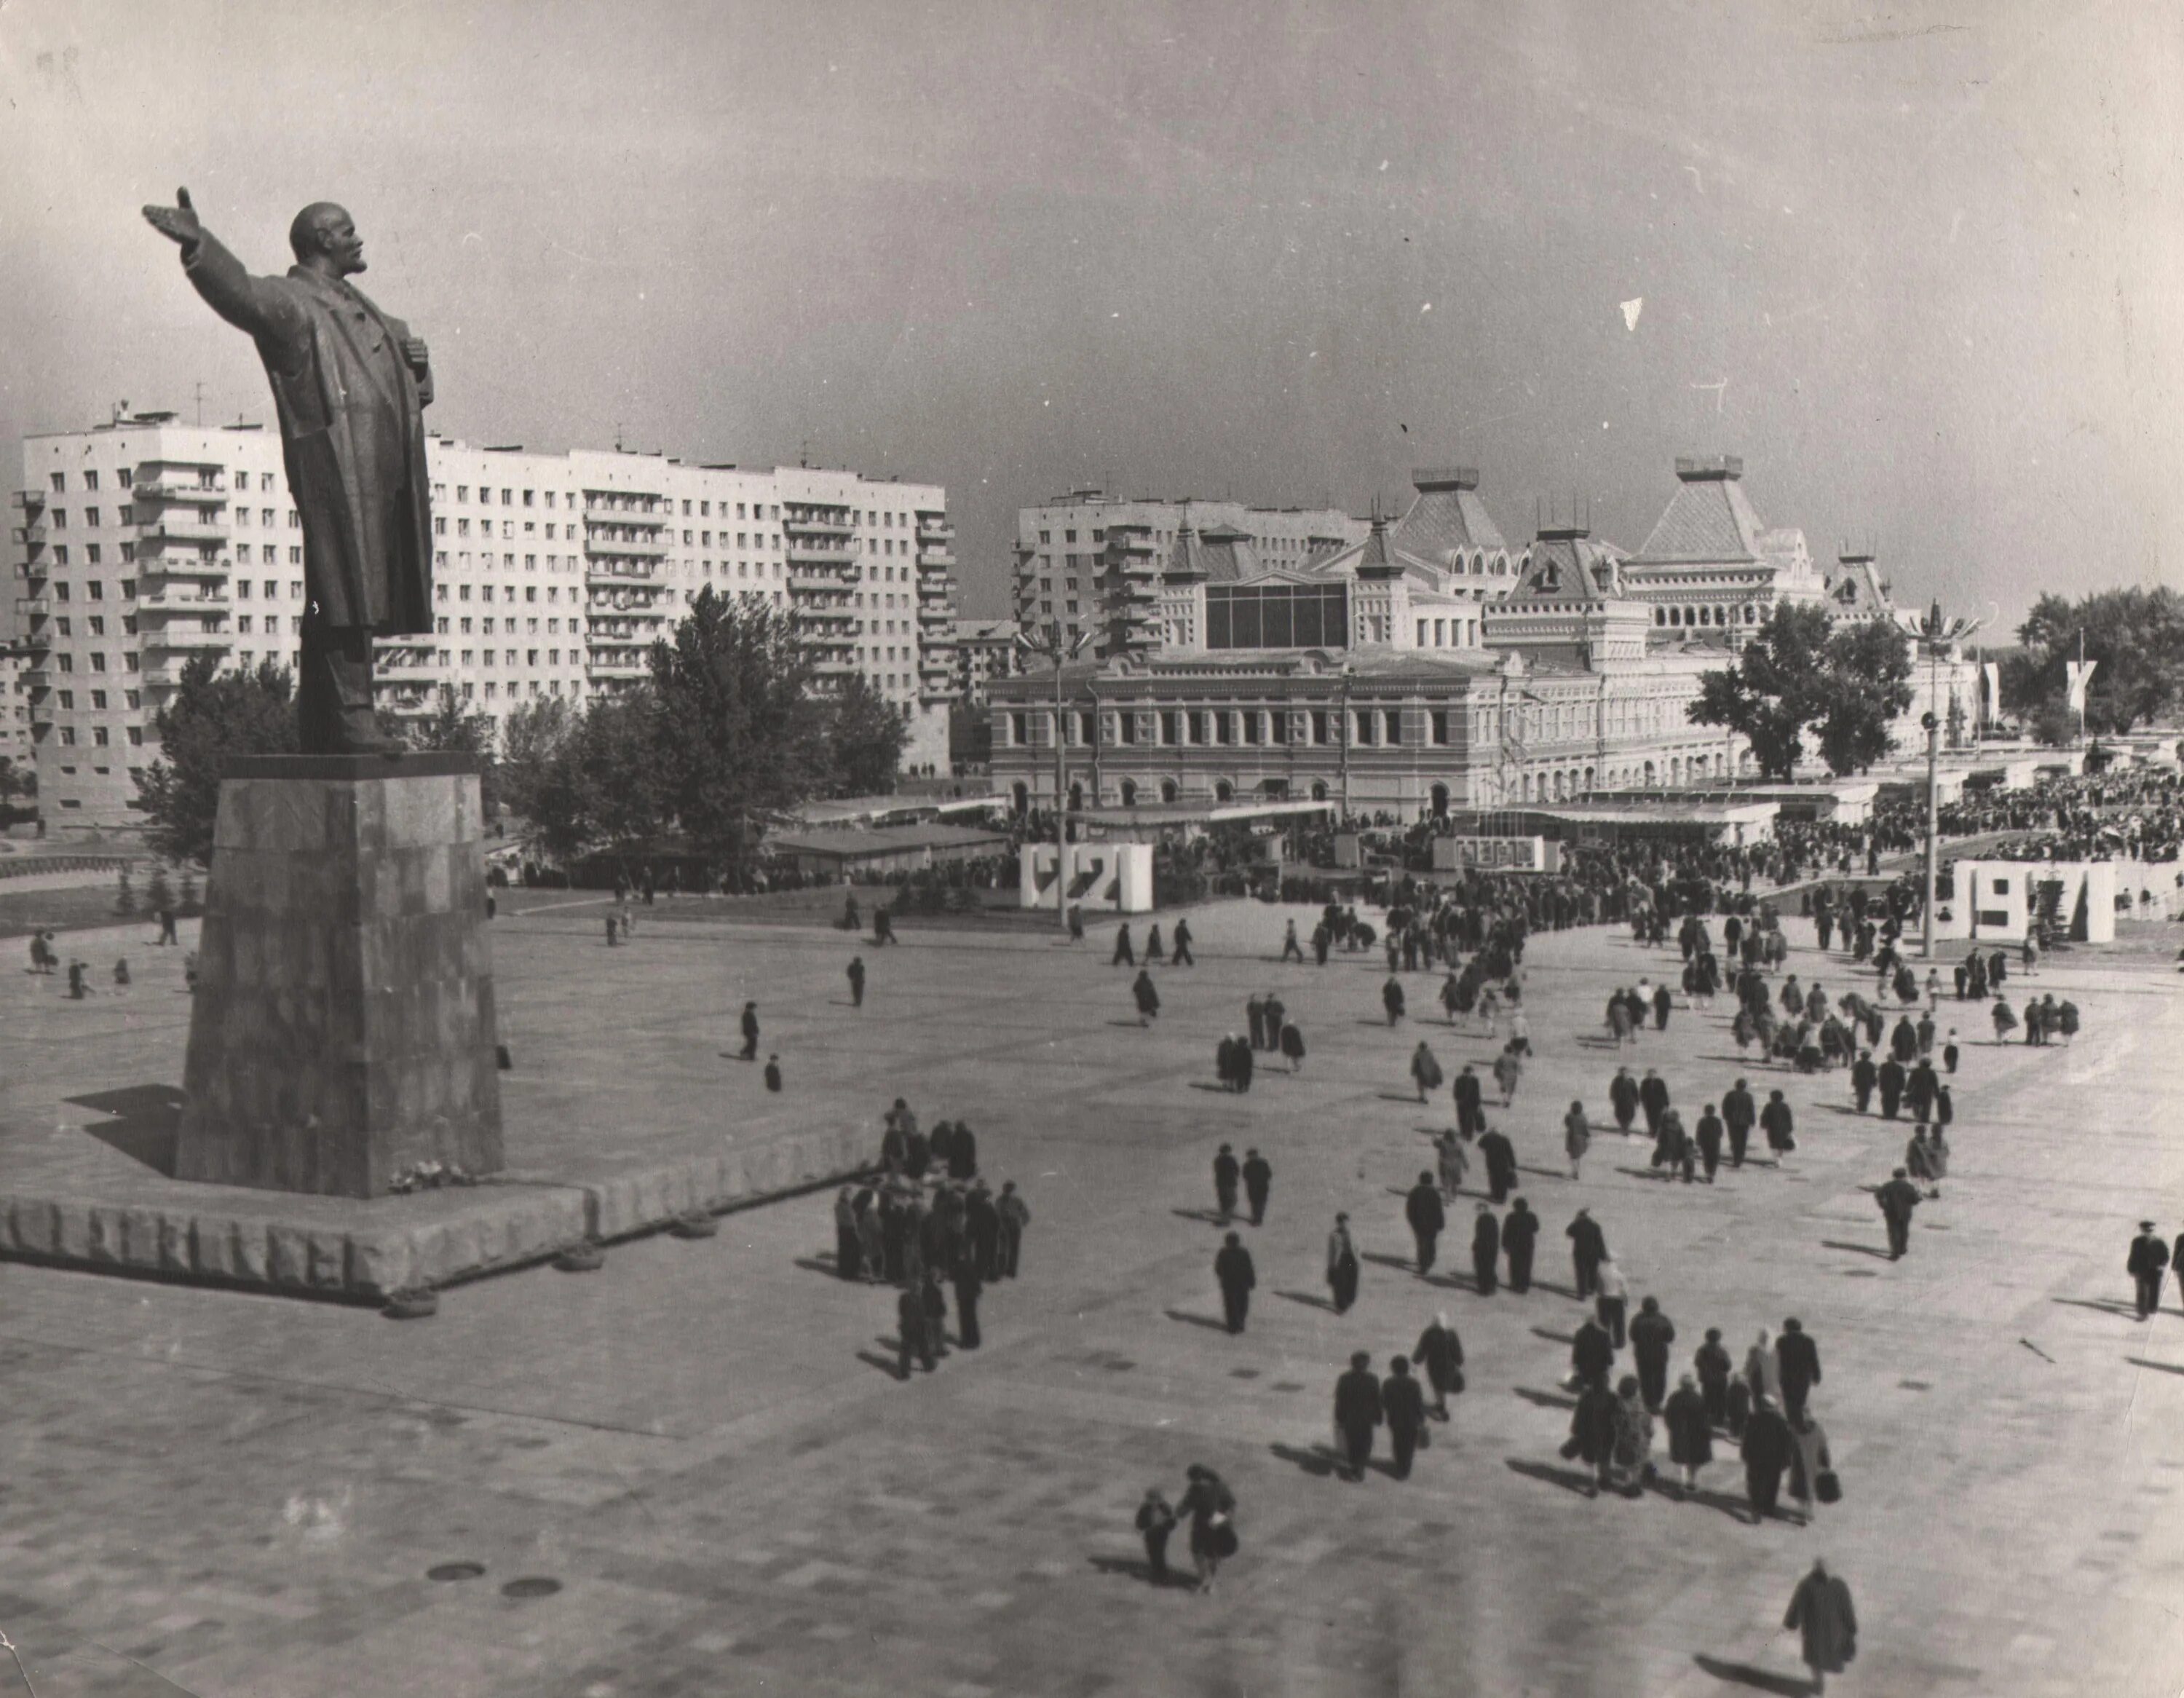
{"left": 1336, "top": 661, "right": 1356, "bottom": 819}
{"left": 1896, "top": 599, "right": 1987, "bottom": 960}
{"left": 1016, "top": 619, "right": 1092, "bottom": 932}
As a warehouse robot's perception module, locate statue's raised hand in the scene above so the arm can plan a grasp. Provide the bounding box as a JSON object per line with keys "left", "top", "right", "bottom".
{"left": 142, "top": 186, "right": 203, "bottom": 250}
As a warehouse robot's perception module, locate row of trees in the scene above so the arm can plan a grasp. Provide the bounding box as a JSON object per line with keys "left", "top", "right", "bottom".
{"left": 2001, "top": 587, "right": 2184, "bottom": 742}
{"left": 1686, "top": 604, "right": 1915, "bottom": 780}
{"left": 135, "top": 590, "right": 910, "bottom": 867}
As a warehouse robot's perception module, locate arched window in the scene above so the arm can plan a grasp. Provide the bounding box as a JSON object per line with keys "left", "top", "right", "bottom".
{"left": 1161, "top": 778, "right": 1181, "bottom": 803}
{"left": 1214, "top": 779, "right": 1235, "bottom": 802}
{"left": 1654, "top": 607, "right": 1667, "bottom": 625}
{"left": 1643, "top": 760, "right": 1657, "bottom": 786}
{"left": 1068, "top": 781, "right": 1084, "bottom": 811}
{"left": 1744, "top": 604, "right": 1757, "bottom": 624}
{"left": 1521, "top": 772, "right": 1534, "bottom": 802}
{"left": 1309, "top": 779, "right": 1328, "bottom": 802}
{"left": 1011, "top": 781, "right": 1029, "bottom": 814}
{"left": 1431, "top": 781, "right": 1449, "bottom": 816}
{"left": 1582, "top": 765, "right": 1595, "bottom": 794}
{"left": 1551, "top": 770, "right": 1566, "bottom": 801}
{"left": 1119, "top": 778, "right": 1137, "bottom": 807}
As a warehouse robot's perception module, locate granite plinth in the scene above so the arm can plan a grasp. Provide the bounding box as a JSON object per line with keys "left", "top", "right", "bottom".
{"left": 176, "top": 762, "right": 505, "bottom": 1198}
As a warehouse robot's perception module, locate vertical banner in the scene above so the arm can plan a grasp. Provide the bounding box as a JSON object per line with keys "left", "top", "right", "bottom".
{"left": 1982, "top": 662, "right": 2001, "bottom": 725}
{"left": 2066, "top": 660, "right": 2098, "bottom": 713}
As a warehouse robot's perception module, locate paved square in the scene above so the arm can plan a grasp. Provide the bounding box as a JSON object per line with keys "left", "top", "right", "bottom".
{"left": 3, "top": 894, "right": 2183, "bottom": 1695}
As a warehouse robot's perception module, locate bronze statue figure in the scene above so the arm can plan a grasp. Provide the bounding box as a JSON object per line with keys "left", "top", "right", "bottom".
{"left": 143, "top": 188, "right": 434, "bottom": 754}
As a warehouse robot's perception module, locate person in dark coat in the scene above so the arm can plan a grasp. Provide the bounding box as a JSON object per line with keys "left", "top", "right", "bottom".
{"left": 740, "top": 1001, "right": 760, "bottom": 1061}
{"left": 1454, "top": 1065, "right": 1485, "bottom": 1137}
{"left": 1246, "top": 995, "right": 1267, "bottom": 1051}
{"left": 1722, "top": 1079, "right": 1757, "bottom": 1168}
{"left": 1502, "top": 1196, "right": 1538, "bottom": 1292}
{"left": 1278, "top": 1019, "right": 1306, "bottom": 1072}
{"left": 962, "top": 1181, "right": 1000, "bottom": 1278}
{"left": 1133, "top": 969, "right": 1160, "bottom": 1025}
{"left": 1695, "top": 1327, "right": 1733, "bottom": 1428}
{"left": 896, "top": 1283, "right": 935, "bottom": 1378}
{"left": 1135, "top": 1489, "right": 1177, "bottom": 1582}
{"left": 1664, "top": 1373, "right": 1714, "bottom": 1494}
{"left": 2130, "top": 1221, "right": 2172, "bottom": 1320}
{"left": 1242, "top": 1149, "right": 1273, "bottom": 1224}
{"left": 1567, "top": 1207, "right": 1607, "bottom": 1298}
{"left": 922, "top": 1268, "right": 951, "bottom": 1357}
{"left": 1653, "top": 982, "right": 1673, "bottom": 1032}
{"left": 1776, "top": 1317, "right": 1821, "bottom": 1418}
{"left": 1877, "top": 1167, "right": 1922, "bottom": 1257}
{"left": 1476, "top": 1127, "right": 1516, "bottom": 1203}
{"left": 1468, "top": 1203, "right": 1500, "bottom": 1295}
{"left": 1609, "top": 1067, "right": 1641, "bottom": 1136}
{"left": 1376, "top": 1357, "right": 1428, "bottom": 1482}
{"left": 952, "top": 1251, "right": 984, "bottom": 1349}
{"left": 1567, "top": 1380, "right": 1620, "bottom": 1496}
{"left": 1112, "top": 923, "right": 1136, "bottom": 966}
{"left": 995, "top": 1182, "right": 1029, "bottom": 1277}
{"left": 1382, "top": 975, "right": 1406, "bottom": 1026}
{"left": 1784, "top": 1560, "right": 1858, "bottom": 1694}
{"left": 1906, "top": 1059, "right": 1938, "bottom": 1126}
{"left": 1741, "top": 1394, "right": 1793, "bottom": 1523}
{"left": 1406, "top": 1174, "right": 1446, "bottom": 1275}
{"left": 1175, "top": 1464, "right": 1233, "bottom": 1593}
{"left": 1570, "top": 1314, "right": 1615, "bottom": 1391}
{"left": 1326, "top": 1215, "right": 1361, "bottom": 1313}
{"left": 1760, "top": 1090, "right": 1795, "bottom": 1162}
{"left": 1413, "top": 1312, "right": 1463, "bottom": 1419}
{"left": 1144, "top": 924, "right": 1165, "bottom": 965}
{"left": 763, "top": 1054, "right": 783, "bottom": 1093}
{"left": 1638, "top": 1068, "right": 1670, "bottom": 1140}
{"left": 1333, "top": 1352, "right": 1384, "bottom": 1480}
{"left": 846, "top": 955, "right": 866, "bottom": 1008}
{"left": 834, "top": 1188, "right": 862, "bottom": 1279}
{"left": 1629, "top": 1296, "right": 1677, "bottom": 1412}
{"left": 930, "top": 1121, "right": 959, "bottom": 1177}
{"left": 1851, "top": 1050, "right": 1877, "bottom": 1113}
{"left": 1694, "top": 1102, "right": 1724, "bottom": 1183}
{"left": 1213, "top": 1145, "right": 1241, "bottom": 1220}
{"left": 1214, "top": 1232, "right": 1256, "bottom": 1333}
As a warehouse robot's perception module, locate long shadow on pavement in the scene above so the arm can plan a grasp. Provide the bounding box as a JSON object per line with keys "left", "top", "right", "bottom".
{"left": 67, "top": 1083, "right": 184, "bottom": 1177}
{"left": 2126, "top": 1357, "right": 2184, "bottom": 1375}
{"left": 1275, "top": 1289, "right": 1338, "bottom": 1312}
{"left": 1269, "top": 1441, "right": 1344, "bottom": 1480}
{"left": 1504, "top": 1457, "right": 1597, "bottom": 1496}
{"left": 1087, "top": 1555, "right": 1198, "bottom": 1590}
{"left": 856, "top": 1350, "right": 909, "bottom": 1379}
{"left": 1512, "top": 1386, "right": 1578, "bottom": 1412}
{"left": 2056, "top": 1296, "right": 2146, "bottom": 1319}
{"left": 1691, "top": 1653, "right": 1814, "bottom": 1695}
{"left": 1531, "top": 1326, "right": 1578, "bottom": 1346}
{"left": 1163, "top": 1309, "right": 1234, "bottom": 1334}
{"left": 1819, "top": 1240, "right": 1894, "bottom": 1261}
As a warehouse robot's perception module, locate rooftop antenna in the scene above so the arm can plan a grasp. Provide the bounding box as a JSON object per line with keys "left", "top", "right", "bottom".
{"left": 194, "top": 380, "right": 204, "bottom": 428}
{"left": 614, "top": 422, "right": 625, "bottom": 452}
{"left": 799, "top": 438, "right": 811, "bottom": 469}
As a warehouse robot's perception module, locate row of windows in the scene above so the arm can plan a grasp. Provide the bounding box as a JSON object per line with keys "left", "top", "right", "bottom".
{"left": 1002, "top": 706, "right": 1467, "bottom": 749}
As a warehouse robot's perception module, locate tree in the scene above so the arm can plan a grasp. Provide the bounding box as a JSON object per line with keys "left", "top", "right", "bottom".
{"left": 1688, "top": 604, "right": 1914, "bottom": 780}
{"left": 1687, "top": 604, "right": 1832, "bottom": 780}
{"left": 133, "top": 655, "right": 298, "bottom": 864}
{"left": 2006, "top": 588, "right": 2184, "bottom": 736}
{"left": 405, "top": 685, "right": 502, "bottom": 816}
{"left": 1813, "top": 618, "right": 1915, "bottom": 776}
{"left": 825, "top": 673, "right": 911, "bottom": 797}
{"left": 645, "top": 588, "right": 828, "bottom": 871}
{"left": 523, "top": 688, "right": 668, "bottom": 862}
{"left": 498, "top": 696, "right": 574, "bottom": 824}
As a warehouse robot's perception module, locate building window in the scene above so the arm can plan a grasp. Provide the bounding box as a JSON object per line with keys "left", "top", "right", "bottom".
{"left": 1431, "top": 709, "right": 1450, "bottom": 746}
{"left": 1382, "top": 709, "right": 1402, "bottom": 746}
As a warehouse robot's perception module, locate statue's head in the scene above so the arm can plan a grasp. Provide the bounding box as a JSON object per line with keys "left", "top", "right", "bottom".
{"left": 290, "top": 202, "right": 365, "bottom": 275}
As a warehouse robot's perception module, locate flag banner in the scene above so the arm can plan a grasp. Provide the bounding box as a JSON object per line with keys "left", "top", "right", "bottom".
{"left": 2066, "top": 660, "right": 2098, "bottom": 713}
{"left": 1982, "top": 662, "right": 2001, "bottom": 721}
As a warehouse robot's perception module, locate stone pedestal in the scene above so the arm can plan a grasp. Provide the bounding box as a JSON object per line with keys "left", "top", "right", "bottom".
{"left": 176, "top": 753, "right": 505, "bottom": 1199}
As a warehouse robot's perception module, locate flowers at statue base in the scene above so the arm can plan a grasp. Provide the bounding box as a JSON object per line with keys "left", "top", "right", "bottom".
{"left": 388, "top": 1160, "right": 480, "bottom": 1195}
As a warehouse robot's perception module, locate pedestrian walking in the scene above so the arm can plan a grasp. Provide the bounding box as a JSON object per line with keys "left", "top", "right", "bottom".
{"left": 1281, "top": 919, "right": 1305, "bottom": 963}
{"left": 1566, "top": 1378, "right": 1620, "bottom": 1496}
{"left": 1414, "top": 1312, "right": 1464, "bottom": 1419}
{"left": 1242, "top": 1149, "right": 1272, "bottom": 1224}
{"left": 1695, "top": 1102, "right": 1724, "bottom": 1183}
{"left": 1136, "top": 1489, "right": 1177, "bottom": 1583}
{"left": 1410, "top": 1040, "right": 1444, "bottom": 1102}
{"left": 1278, "top": 1018, "right": 1306, "bottom": 1071}
{"left": 1144, "top": 923, "right": 1165, "bottom": 966}
{"left": 1664, "top": 1373, "right": 1713, "bottom": 1494}
{"left": 996, "top": 1181, "right": 1029, "bottom": 1276}
{"left": 1455, "top": 1065, "right": 1485, "bottom": 1138}
{"left": 1570, "top": 1313, "right": 1615, "bottom": 1392}
{"left": 1382, "top": 975, "right": 1406, "bottom": 1026}
{"left": 896, "top": 1283, "right": 935, "bottom": 1378}
{"left": 1761, "top": 1090, "right": 1796, "bottom": 1164}
{"left": 1783, "top": 1559, "right": 1858, "bottom": 1694}
{"left": 1696, "top": 1327, "right": 1733, "bottom": 1427}
{"left": 740, "top": 1000, "right": 760, "bottom": 1061}
{"left": 1876, "top": 1167, "right": 1921, "bottom": 1258}
{"left": 763, "top": 1054, "right": 783, "bottom": 1092}
{"left": 1492, "top": 1043, "right": 1524, "bottom": 1107}
{"left": 846, "top": 955, "right": 866, "bottom": 1008}
{"left": 1469, "top": 1203, "right": 1500, "bottom": 1295}
{"left": 1476, "top": 1126, "right": 1516, "bottom": 1204}
{"left": 1607, "top": 1375, "right": 1654, "bottom": 1495}
{"left": 1112, "top": 923, "right": 1136, "bottom": 967}
{"left": 1213, "top": 1144, "right": 1241, "bottom": 1220}
{"left": 1629, "top": 1296, "right": 1676, "bottom": 1412}
{"left": 952, "top": 1253, "right": 984, "bottom": 1349}
{"left": 1176, "top": 1464, "right": 1237, "bottom": 1592}
{"left": 1383, "top": 1357, "right": 1427, "bottom": 1479}
{"left": 1434, "top": 1131, "right": 1467, "bottom": 1200}
{"left": 2130, "top": 1221, "right": 2172, "bottom": 1320}
{"left": 1214, "top": 1231, "right": 1256, "bottom": 1333}
{"left": 1741, "top": 1394, "right": 1792, "bottom": 1523}
{"left": 1407, "top": 1173, "right": 1446, "bottom": 1275}
{"left": 1594, "top": 1256, "right": 1629, "bottom": 1348}
{"left": 1639, "top": 1068, "right": 1669, "bottom": 1139}
{"left": 1326, "top": 1213, "right": 1361, "bottom": 1313}
{"left": 1133, "top": 968, "right": 1160, "bottom": 1026}
{"left": 1568, "top": 1206, "right": 1607, "bottom": 1299}
{"left": 1776, "top": 1318, "right": 1821, "bottom": 1421}
{"left": 1334, "top": 1352, "right": 1383, "bottom": 1480}
{"left": 1503, "top": 1196, "right": 1538, "bottom": 1292}
{"left": 1564, "top": 1099, "right": 1591, "bottom": 1179}
{"left": 1171, "top": 918, "right": 1195, "bottom": 966}
{"left": 1723, "top": 1079, "right": 1757, "bottom": 1169}
{"left": 1784, "top": 1406, "right": 1832, "bottom": 1525}
{"left": 1851, "top": 1050, "right": 1877, "bottom": 1114}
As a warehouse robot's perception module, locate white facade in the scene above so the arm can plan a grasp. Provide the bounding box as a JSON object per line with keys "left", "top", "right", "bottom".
{"left": 11, "top": 414, "right": 955, "bottom": 832}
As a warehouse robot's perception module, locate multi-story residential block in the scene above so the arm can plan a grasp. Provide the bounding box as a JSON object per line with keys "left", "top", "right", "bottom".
{"left": 0, "top": 644, "right": 32, "bottom": 771}
{"left": 11, "top": 411, "right": 957, "bottom": 833}
{"left": 1013, "top": 491, "right": 1367, "bottom": 658}
{"left": 949, "top": 617, "right": 1021, "bottom": 704}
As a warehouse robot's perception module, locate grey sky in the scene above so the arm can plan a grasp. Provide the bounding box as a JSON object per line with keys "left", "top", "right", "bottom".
{"left": 3, "top": 0, "right": 2177, "bottom": 629}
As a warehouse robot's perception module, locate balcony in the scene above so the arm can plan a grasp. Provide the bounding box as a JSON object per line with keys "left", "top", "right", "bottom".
{"left": 143, "top": 625, "right": 233, "bottom": 652}
{"left": 916, "top": 518, "right": 954, "bottom": 542}
{"left": 10, "top": 489, "right": 45, "bottom": 511}
{"left": 783, "top": 515, "right": 855, "bottom": 537}
{"left": 135, "top": 589, "right": 229, "bottom": 614}
{"left": 139, "top": 554, "right": 229, "bottom": 580}
{"left": 793, "top": 606, "right": 856, "bottom": 628}
{"left": 133, "top": 475, "right": 227, "bottom": 503}
{"left": 374, "top": 652, "right": 439, "bottom": 676}
{"left": 21, "top": 668, "right": 51, "bottom": 691}
{"left": 917, "top": 547, "right": 956, "bottom": 568}
{"left": 587, "top": 652, "right": 649, "bottom": 679}
{"left": 15, "top": 595, "right": 51, "bottom": 621}
{"left": 136, "top": 521, "right": 228, "bottom": 547}
{"left": 10, "top": 524, "right": 50, "bottom": 550}
{"left": 584, "top": 535, "right": 668, "bottom": 559}
{"left": 811, "top": 656, "right": 857, "bottom": 677}
{"left": 586, "top": 563, "right": 664, "bottom": 589}
{"left": 142, "top": 660, "right": 195, "bottom": 688}
{"left": 786, "top": 541, "right": 852, "bottom": 566}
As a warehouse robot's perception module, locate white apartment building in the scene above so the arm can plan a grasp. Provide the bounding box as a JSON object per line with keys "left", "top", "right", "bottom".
{"left": 1014, "top": 491, "right": 1368, "bottom": 658}
{"left": 10, "top": 411, "right": 956, "bottom": 834}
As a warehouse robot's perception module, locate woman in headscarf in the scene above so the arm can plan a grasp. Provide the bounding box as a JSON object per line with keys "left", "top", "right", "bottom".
{"left": 1607, "top": 1374, "right": 1654, "bottom": 1496}
{"left": 1413, "top": 1312, "right": 1464, "bottom": 1421}
{"left": 1176, "top": 1464, "right": 1238, "bottom": 1594}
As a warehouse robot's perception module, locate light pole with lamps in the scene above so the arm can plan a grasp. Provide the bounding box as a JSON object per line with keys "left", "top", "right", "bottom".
{"left": 1016, "top": 620, "right": 1093, "bottom": 931}
{"left": 1895, "top": 599, "right": 1987, "bottom": 960}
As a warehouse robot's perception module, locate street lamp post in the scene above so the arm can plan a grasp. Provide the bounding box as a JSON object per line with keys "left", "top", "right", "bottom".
{"left": 1336, "top": 663, "right": 1356, "bottom": 820}
{"left": 1016, "top": 620, "right": 1092, "bottom": 932}
{"left": 1896, "top": 599, "right": 1987, "bottom": 960}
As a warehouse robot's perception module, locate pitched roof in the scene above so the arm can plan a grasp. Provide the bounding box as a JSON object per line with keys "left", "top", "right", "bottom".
{"left": 1630, "top": 459, "right": 1769, "bottom": 563}
{"left": 1393, "top": 468, "right": 1508, "bottom": 560}
{"left": 1196, "top": 524, "right": 1260, "bottom": 584}
{"left": 1507, "top": 530, "right": 1629, "bottom": 602}
{"left": 1828, "top": 555, "right": 1894, "bottom": 617}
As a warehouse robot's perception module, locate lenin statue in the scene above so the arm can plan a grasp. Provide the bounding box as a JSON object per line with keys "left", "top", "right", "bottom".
{"left": 143, "top": 189, "right": 432, "bottom": 754}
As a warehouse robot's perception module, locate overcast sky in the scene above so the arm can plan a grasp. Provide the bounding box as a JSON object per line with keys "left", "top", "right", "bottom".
{"left": 3, "top": 0, "right": 2178, "bottom": 629}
